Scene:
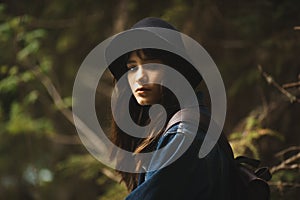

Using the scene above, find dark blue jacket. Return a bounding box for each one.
[125,117,233,200]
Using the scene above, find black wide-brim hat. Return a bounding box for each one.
[106,17,202,88]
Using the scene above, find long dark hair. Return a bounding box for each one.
[109,48,201,191]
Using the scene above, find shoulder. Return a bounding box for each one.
[158,121,206,149]
[148,121,209,173]
[162,106,210,143]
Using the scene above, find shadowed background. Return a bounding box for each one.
[0,0,299,199]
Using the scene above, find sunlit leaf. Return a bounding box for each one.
[39,56,52,73]
[20,71,34,82]
[9,66,18,75]
[0,75,19,92]
[17,40,40,61]
[23,29,46,43]
[63,96,72,108]
[24,90,39,104]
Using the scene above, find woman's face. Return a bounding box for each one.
[126,51,165,106]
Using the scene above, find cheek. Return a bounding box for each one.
[152,72,165,83]
[127,74,135,91]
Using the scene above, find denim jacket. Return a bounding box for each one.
[125,95,232,200]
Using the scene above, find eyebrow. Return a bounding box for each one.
[127,58,159,64]
[126,60,137,64]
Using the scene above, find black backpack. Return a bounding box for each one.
[166,109,272,200]
[218,133,272,200]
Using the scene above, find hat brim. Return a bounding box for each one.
[106,27,202,86]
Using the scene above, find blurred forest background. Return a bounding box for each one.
[0,0,299,199]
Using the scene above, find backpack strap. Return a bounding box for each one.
[166,108,234,157]
[165,108,207,132]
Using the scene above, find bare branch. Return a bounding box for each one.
[275,146,300,158]
[294,26,300,30]
[282,81,300,89]
[30,65,75,125]
[258,65,299,103]
[28,65,109,151]
[270,152,300,174]
[273,164,300,171]
[23,64,123,183]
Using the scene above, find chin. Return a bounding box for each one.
[136,97,153,106]
[137,100,151,106]
[136,97,162,105]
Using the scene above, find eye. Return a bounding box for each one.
[127,65,137,72]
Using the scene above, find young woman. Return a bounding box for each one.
[108,17,233,200]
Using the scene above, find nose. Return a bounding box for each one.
[136,66,148,84]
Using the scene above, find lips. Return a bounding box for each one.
[135,87,151,94]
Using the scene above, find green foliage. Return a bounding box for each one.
[229,115,284,159]
[57,154,101,179]
[16,28,47,62]
[0,67,35,93]
[0,72,19,92]
[272,170,299,183]
[57,154,128,199]
[62,96,72,108]
[270,169,300,200]
[99,183,128,200]
[5,102,53,136]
